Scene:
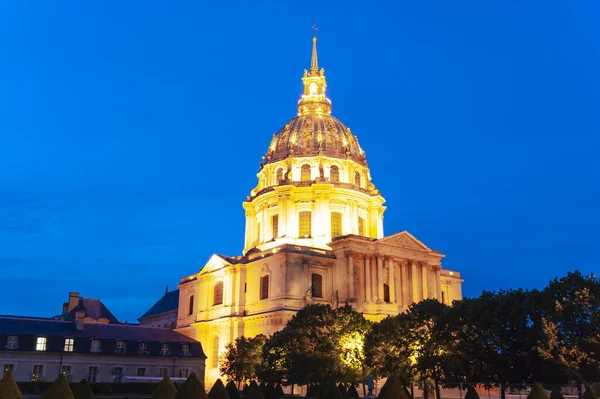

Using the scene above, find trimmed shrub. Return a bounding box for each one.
[151,375,178,399]
[306,384,319,398]
[175,373,208,399]
[464,386,480,399]
[549,387,564,399]
[275,384,285,398]
[528,383,549,399]
[248,381,266,399]
[583,386,598,399]
[264,383,279,399]
[209,379,230,399]
[226,381,240,399]
[242,384,250,397]
[347,385,359,399]
[74,379,95,399]
[338,383,349,399]
[42,373,75,399]
[377,376,408,399]
[0,369,23,399]
[592,385,600,398]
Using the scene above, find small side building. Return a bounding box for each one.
[138,287,179,328]
[0,292,205,383]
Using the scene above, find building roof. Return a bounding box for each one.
[0,315,205,358]
[139,289,179,320]
[55,296,120,324]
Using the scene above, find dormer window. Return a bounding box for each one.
[160,343,170,356]
[181,344,190,356]
[301,164,311,181]
[116,341,126,354]
[354,171,361,187]
[64,338,74,352]
[6,336,18,350]
[35,337,47,351]
[138,342,148,354]
[276,168,283,183]
[90,339,101,353]
[330,165,339,182]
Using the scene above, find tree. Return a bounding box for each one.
[41,373,75,399]
[151,375,177,399]
[220,335,267,386]
[0,369,23,399]
[175,373,208,399]
[74,378,95,399]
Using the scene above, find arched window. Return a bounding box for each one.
[213,282,223,306]
[358,217,365,237]
[272,214,279,240]
[299,211,312,238]
[331,212,342,238]
[276,168,283,183]
[301,164,311,181]
[354,171,361,187]
[260,275,269,300]
[311,274,323,298]
[212,336,219,368]
[188,295,194,315]
[383,284,390,303]
[330,165,339,182]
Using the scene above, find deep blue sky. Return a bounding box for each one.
[1,1,599,323]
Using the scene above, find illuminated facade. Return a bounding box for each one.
[175,33,463,385]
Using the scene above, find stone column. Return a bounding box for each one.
[421,263,429,300]
[401,260,409,306]
[411,261,419,303]
[436,268,442,301]
[279,194,289,237]
[376,256,384,303]
[347,252,355,300]
[387,257,395,303]
[364,255,371,303]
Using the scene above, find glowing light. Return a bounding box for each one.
[339,331,365,371]
[309,82,317,95]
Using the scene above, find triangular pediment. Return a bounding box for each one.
[378,231,431,251]
[199,254,230,275]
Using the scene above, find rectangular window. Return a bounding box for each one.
[137,368,146,377]
[3,364,14,375]
[331,212,342,238]
[6,336,18,350]
[358,217,365,237]
[88,367,97,382]
[116,341,126,354]
[138,342,148,354]
[114,367,123,383]
[91,339,101,353]
[160,367,168,377]
[160,343,170,356]
[299,211,312,238]
[311,273,323,298]
[383,283,390,303]
[260,275,269,300]
[188,295,194,316]
[61,366,71,379]
[33,365,43,381]
[64,338,74,352]
[181,344,190,356]
[272,214,279,239]
[441,291,446,304]
[36,337,47,351]
[179,368,189,378]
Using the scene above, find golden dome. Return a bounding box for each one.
[265,114,367,166]
[263,32,367,167]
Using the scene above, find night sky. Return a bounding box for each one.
[1,2,599,323]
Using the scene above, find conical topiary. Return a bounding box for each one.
[174,373,208,399]
[583,386,598,399]
[593,385,600,398]
[338,383,349,399]
[264,383,279,399]
[549,387,564,399]
[306,384,319,398]
[151,375,178,399]
[0,369,23,399]
[74,378,95,399]
[464,386,480,399]
[242,384,250,397]
[275,384,284,398]
[248,381,266,399]
[209,379,230,399]
[377,376,408,399]
[347,385,359,399]
[527,383,549,399]
[226,381,240,399]
[42,373,75,399]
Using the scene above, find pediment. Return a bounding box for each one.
[199,254,230,275]
[378,231,431,252]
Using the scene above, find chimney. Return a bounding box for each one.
[75,311,85,330]
[165,285,169,295]
[68,292,80,312]
[62,302,68,315]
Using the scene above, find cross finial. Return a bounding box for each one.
[312,24,318,36]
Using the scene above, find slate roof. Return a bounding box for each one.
[0,316,205,358]
[139,289,179,320]
[54,297,120,324]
